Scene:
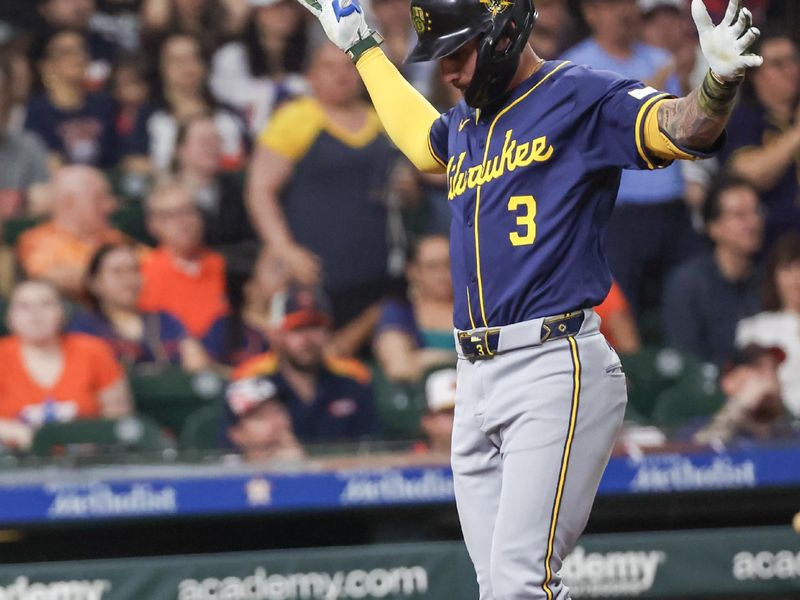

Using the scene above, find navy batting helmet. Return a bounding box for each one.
[407,0,538,111]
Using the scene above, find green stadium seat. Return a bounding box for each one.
[3,216,41,246]
[620,346,707,419]
[111,202,154,245]
[180,403,224,450]
[128,366,226,434]
[370,364,425,441]
[650,375,726,428]
[31,416,172,457]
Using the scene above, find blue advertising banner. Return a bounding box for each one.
[0,443,797,525]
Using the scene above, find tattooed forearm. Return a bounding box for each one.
[658,69,742,151]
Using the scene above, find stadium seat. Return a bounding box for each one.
[370,364,425,441]
[2,216,40,246]
[128,366,226,434]
[31,416,172,457]
[650,376,726,427]
[111,202,154,245]
[620,346,708,419]
[180,403,224,451]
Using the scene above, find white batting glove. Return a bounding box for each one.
[692,0,763,81]
[295,0,378,58]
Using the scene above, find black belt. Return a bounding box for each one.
[457,312,585,360]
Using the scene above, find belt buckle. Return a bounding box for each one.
[458,329,498,360]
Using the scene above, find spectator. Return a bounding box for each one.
[416,368,456,457]
[233,286,378,444]
[3,40,34,133]
[563,0,701,317]
[0,52,50,219]
[172,115,258,275]
[662,177,764,366]
[0,279,132,451]
[528,0,578,60]
[25,30,118,169]
[639,0,703,94]
[125,32,249,173]
[90,0,142,54]
[693,344,795,445]
[204,248,286,365]
[35,0,119,89]
[140,0,249,52]
[224,377,305,463]
[16,165,128,297]
[374,235,455,383]
[595,281,641,355]
[371,0,437,98]
[210,0,310,136]
[138,181,230,346]
[248,42,398,330]
[736,233,800,417]
[69,243,211,371]
[110,54,150,154]
[719,30,800,250]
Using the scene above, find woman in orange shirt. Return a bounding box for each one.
[0,280,132,451]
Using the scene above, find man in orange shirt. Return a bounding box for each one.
[138,182,229,341]
[16,165,127,297]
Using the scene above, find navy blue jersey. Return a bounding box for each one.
[429,61,685,330]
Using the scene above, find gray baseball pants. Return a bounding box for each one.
[452,310,627,600]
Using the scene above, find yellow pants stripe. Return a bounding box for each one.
[542,336,582,599]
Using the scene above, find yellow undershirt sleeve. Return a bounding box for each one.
[643,98,699,162]
[356,47,446,174]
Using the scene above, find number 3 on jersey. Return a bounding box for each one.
[507,195,537,246]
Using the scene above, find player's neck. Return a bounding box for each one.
[508,48,545,91]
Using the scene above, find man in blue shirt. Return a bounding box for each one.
[233,286,379,444]
[662,177,764,366]
[563,0,701,316]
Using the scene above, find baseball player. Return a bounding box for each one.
[292,0,761,597]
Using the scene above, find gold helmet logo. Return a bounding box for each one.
[480,0,512,17]
[411,6,431,34]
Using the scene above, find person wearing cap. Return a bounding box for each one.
[693,344,797,445]
[640,0,704,94]
[562,0,700,319]
[736,233,800,418]
[224,377,305,463]
[414,368,457,457]
[232,285,379,444]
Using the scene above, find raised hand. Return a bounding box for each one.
[294,0,377,58]
[691,0,763,81]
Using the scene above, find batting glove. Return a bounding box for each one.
[692,0,763,81]
[295,0,383,61]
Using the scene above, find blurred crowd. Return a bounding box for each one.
[0,0,799,463]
